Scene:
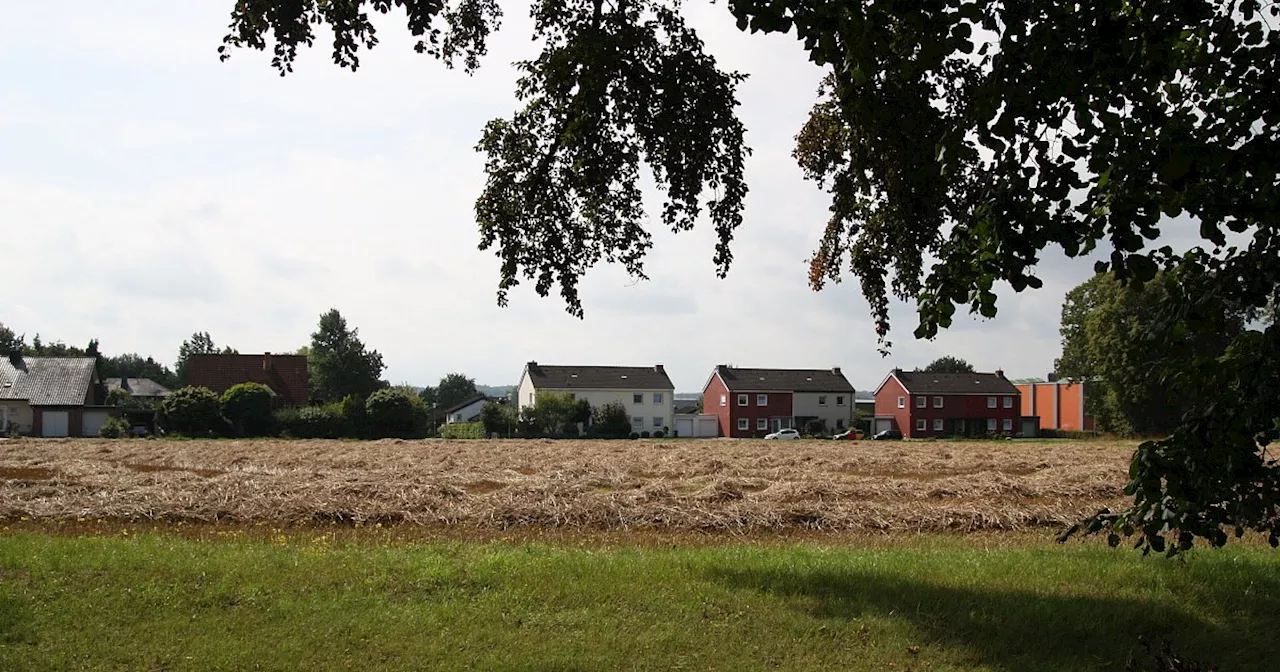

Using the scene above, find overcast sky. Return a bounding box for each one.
[2,2,1119,392]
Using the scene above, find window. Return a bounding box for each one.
[1003,396,1013,408]
[737,418,748,431]
[916,396,926,408]
[757,418,767,430]
[818,395,828,406]
[653,417,663,428]
[987,396,997,408]
[633,393,644,404]
[528,393,534,404]
[738,394,748,406]
[836,418,845,429]
[1002,418,1013,431]
[916,419,927,432]
[720,394,727,407]
[653,392,663,404]
[897,396,905,408]
[757,394,768,406]
[933,396,943,408]
[986,418,997,431]
[632,416,643,427]
[836,395,845,406]
[933,418,943,431]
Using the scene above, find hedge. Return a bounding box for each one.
[440,422,485,439]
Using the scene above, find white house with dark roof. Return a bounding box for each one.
[1,355,110,437]
[516,362,676,434]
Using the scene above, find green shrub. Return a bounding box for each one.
[221,383,274,437]
[276,404,346,439]
[160,386,223,436]
[440,422,485,439]
[629,432,640,440]
[640,431,650,439]
[480,401,516,437]
[365,388,427,438]
[1040,428,1103,440]
[804,419,827,437]
[590,402,631,439]
[98,416,129,439]
[652,430,665,438]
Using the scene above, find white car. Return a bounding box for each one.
[764,428,801,440]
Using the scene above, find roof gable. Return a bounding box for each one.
[892,370,1019,395]
[187,353,309,405]
[524,363,674,390]
[440,394,490,415]
[712,365,854,393]
[0,357,97,406]
[105,377,172,398]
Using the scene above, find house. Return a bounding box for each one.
[1,355,117,437]
[186,352,309,406]
[1016,376,1095,432]
[701,365,855,438]
[873,368,1021,438]
[104,377,172,404]
[441,395,495,424]
[517,362,675,434]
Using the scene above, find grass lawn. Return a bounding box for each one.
[1,529,1277,671]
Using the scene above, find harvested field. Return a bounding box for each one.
[0,438,1133,533]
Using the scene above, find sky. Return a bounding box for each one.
[1,2,1137,393]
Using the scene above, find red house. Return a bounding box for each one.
[873,368,1021,438]
[187,353,309,406]
[702,365,855,438]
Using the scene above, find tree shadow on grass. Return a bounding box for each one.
[707,560,1280,671]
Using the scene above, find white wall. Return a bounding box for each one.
[523,386,675,433]
[793,392,854,430]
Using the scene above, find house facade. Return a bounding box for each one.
[702,365,855,438]
[441,395,493,424]
[873,368,1021,438]
[187,353,309,406]
[516,362,675,434]
[1016,379,1095,432]
[1,356,115,437]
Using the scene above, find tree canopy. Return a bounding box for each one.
[435,373,480,411]
[308,309,387,403]
[922,356,974,374]
[220,1,1280,553]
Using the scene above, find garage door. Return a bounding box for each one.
[674,417,694,438]
[696,417,719,437]
[41,411,70,437]
[874,418,894,434]
[82,411,110,437]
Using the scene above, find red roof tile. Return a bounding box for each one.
[187,354,309,405]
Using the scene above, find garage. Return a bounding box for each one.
[873,416,896,434]
[41,411,70,437]
[83,410,110,437]
[673,414,720,438]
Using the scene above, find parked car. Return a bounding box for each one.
[870,429,903,440]
[764,428,801,440]
[832,429,865,440]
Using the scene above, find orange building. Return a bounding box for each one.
[1016,380,1095,432]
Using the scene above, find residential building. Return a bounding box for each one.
[701,365,855,438]
[1016,377,1095,431]
[104,377,172,404]
[873,368,1021,438]
[1,355,116,437]
[516,362,675,434]
[441,395,494,424]
[187,353,309,406]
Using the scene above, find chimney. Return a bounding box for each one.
[831,366,841,376]
[263,352,272,371]
[7,351,24,370]
[654,364,664,373]
[1047,371,1058,383]
[892,367,902,374]
[995,368,1005,378]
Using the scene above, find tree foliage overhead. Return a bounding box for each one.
[922,356,974,374]
[221,0,1280,552]
[308,309,387,403]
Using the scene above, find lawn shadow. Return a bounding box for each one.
[707,558,1280,671]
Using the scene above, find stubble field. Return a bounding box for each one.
[0,437,1131,534]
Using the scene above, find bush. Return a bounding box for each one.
[652,430,665,438]
[804,419,828,437]
[160,386,223,436]
[365,388,428,438]
[98,416,129,439]
[480,401,515,437]
[276,404,346,439]
[221,383,274,437]
[629,432,640,440]
[640,431,651,439]
[590,402,631,439]
[440,422,485,439]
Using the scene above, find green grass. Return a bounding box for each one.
[1,530,1277,671]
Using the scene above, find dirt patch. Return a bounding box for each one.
[0,438,1136,533]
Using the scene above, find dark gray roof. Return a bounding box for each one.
[440,394,489,415]
[713,365,855,393]
[0,357,96,406]
[524,363,674,390]
[892,370,1019,395]
[105,377,172,398]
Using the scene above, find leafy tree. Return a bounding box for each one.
[222,1,1280,552]
[24,335,88,357]
[98,416,130,439]
[308,309,386,403]
[590,401,632,439]
[436,373,479,411]
[521,392,582,437]
[0,322,24,355]
[365,388,427,438]
[160,386,223,435]
[101,354,180,391]
[479,401,516,437]
[922,356,974,374]
[221,382,275,437]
